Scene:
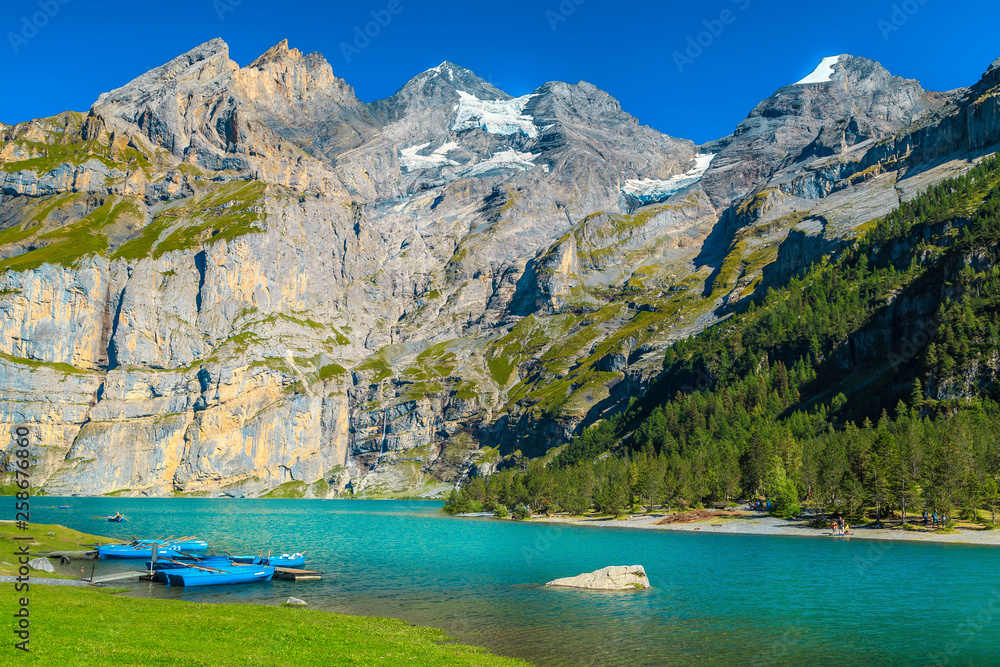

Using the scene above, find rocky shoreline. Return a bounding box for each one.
[529,510,1000,547]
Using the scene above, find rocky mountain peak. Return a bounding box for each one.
[981,56,1000,87]
[700,53,938,206]
[248,38,300,67]
[94,37,236,112]
[369,61,509,125]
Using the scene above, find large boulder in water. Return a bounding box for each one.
[545,565,650,591]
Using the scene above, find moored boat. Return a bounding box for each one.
[164,564,275,587]
[231,552,306,568]
[233,554,306,567]
[98,543,183,559]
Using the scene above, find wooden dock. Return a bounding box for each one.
[33,550,98,560]
[274,567,323,581]
[89,571,149,584]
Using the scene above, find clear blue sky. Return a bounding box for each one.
[1,0,997,143]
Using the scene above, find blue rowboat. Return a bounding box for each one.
[58,505,70,509]
[133,539,209,552]
[231,552,306,568]
[164,565,275,587]
[153,567,192,584]
[269,553,305,568]
[99,544,183,559]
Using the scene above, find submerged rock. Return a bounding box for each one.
[545,565,650,591]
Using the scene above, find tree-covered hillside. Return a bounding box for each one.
[446,156,1000,522]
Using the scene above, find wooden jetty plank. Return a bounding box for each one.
[89,571,149,584]
[33,550,98,559]
[274,567,323,581]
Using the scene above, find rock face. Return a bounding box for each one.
[0,41,998,498]
[545,565,650,591]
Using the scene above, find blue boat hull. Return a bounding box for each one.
[164,565,275,587]
[99,539,209,558]
[99,546,182,559]
[232,554,305,568]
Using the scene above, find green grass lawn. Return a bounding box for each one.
[0,521,123,578]
[0,586,528,666]
[0,523,528,665]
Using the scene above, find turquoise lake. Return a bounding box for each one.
[28,498,1000,665]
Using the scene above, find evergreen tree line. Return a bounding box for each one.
[446,156,1000,523]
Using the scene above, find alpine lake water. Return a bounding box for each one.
[30,498,1000,666]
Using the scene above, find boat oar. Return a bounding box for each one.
[162,558,226,574]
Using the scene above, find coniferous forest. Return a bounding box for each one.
[446,156,1000,523]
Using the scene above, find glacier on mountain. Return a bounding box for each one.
[462,149,543,177]
[451,91,539,138]
[621,154,715,204]
[399,142,460,171]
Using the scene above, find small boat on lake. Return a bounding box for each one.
[57,504,69,509]
[98,537,208,559]
[164,564,275,588]
[132,538,209,552]
[231,552,306,568]
[98,543,183,559]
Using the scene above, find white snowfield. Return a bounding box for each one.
[399,142,460,171]
[796,55,845,85]
[463,149,543,177]
[451,91,539,138]
[622,153,715,204]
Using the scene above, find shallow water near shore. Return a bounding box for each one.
[31,498,1000,666]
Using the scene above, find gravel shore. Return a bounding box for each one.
[0,575,94,587]
[530,510,1000,546]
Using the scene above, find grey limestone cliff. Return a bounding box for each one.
[0,42,997,498]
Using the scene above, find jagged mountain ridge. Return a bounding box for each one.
[0,40,997,498]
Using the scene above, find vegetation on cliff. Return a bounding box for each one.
[447,156,1000,523]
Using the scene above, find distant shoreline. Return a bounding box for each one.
[524,510,1000,547]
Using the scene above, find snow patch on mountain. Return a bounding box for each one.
[399,142,460,171]
[463,149,543,177]
[452,91,538,138]
[622,154,715,204]
[796,55,844,85]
